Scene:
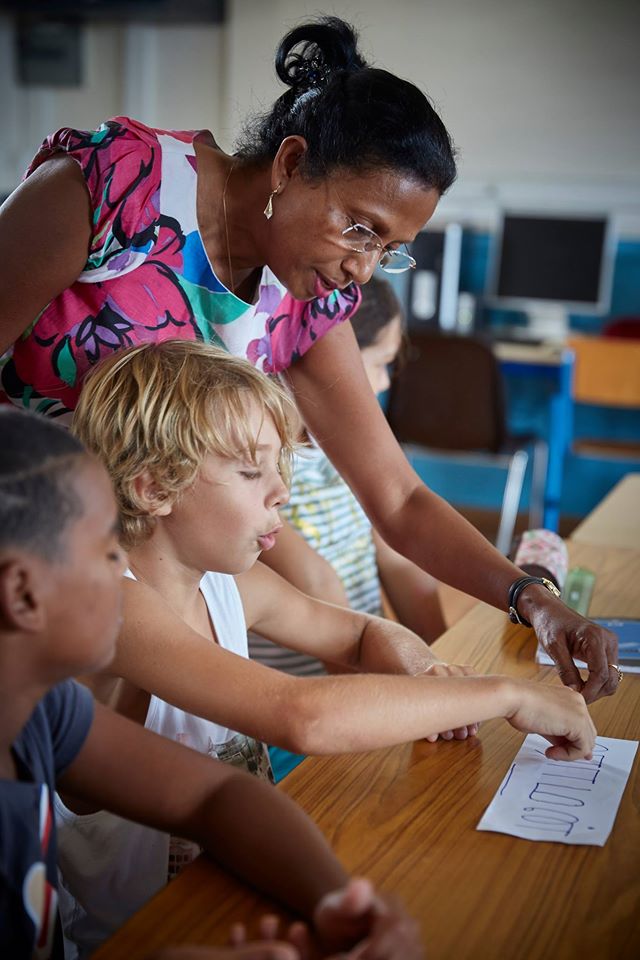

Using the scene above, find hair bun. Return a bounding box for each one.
[275,16,367,92]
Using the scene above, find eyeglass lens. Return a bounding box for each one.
[342,225,415,273]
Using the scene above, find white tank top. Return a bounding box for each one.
[56,571,272,959]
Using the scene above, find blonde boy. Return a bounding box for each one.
[63,340,594,953]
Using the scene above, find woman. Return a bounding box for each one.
[0,16,617,700]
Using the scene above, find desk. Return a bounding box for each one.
[570,473,640,550]
[94,540,640,960]
[494,341,575,532]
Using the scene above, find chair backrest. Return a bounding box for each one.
[603,316,640,339]
[567,335,640,408]
[387,332,507,453]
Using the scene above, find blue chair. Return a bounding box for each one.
[387,331,546,553]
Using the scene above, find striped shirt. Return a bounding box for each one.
[248,442,382,676]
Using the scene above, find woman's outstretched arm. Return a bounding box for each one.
[286,319,618,702]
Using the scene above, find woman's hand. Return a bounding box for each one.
[519,587,620,703]
[504,678,596,761]
[422,662,480,741]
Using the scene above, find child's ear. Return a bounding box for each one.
[132,471,174,517]
[0,557,47,633]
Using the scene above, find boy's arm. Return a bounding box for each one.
[108,578,594,757]
[107,578,440,754]
[257,519,349,607]
[372,530,448,643]
[58,705,425,957]
[237,561,439,675]
[57,701,346,920]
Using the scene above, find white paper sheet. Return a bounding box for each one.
[477,734,638,845]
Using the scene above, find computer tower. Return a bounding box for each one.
[407,223,462,332]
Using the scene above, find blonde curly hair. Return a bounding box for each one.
[72,341,300,548]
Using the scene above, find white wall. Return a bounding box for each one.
[0,17,223,196]
[224,0,640,231]
[120,24,223,133]
[0,20,123,192]
[2,1,639,230]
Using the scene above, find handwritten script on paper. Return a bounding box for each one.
[477,734,638,845]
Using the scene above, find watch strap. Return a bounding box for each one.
[508,575,561,627]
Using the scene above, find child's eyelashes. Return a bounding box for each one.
[240,470,262,480]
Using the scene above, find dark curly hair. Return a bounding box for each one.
[0,408,87,560]
[235,16,457,194]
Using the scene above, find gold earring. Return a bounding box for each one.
[264,185,280,220]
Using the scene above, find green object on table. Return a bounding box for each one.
[562,566,596,616]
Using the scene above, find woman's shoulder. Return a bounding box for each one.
[26,116,201,178]
[24,116,204,232]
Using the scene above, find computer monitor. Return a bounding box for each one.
[489,213,614,340]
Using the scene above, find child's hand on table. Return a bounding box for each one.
[149,944,298,959]
[505,678,596,760]
[222,877,424,959]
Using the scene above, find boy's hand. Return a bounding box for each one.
[228,880,423,959]
[422,662,480,741]
[505,679,596,760]
[149,945,299,959]
[313,877,423,958]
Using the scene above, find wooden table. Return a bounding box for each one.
[95,541,640,960]
[570,473,640,550]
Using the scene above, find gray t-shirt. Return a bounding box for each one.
[0,680,93,959]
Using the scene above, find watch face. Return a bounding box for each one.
[541,577,561,598]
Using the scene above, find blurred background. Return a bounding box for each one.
[1,0,639,539]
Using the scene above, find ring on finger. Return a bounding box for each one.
[608,663,623,684]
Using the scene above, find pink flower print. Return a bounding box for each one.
[257,282,283,316]
[100,261,196,335]
[247,329,273,369]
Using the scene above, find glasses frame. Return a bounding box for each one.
[340,221,417,274]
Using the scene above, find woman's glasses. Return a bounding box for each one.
[341,221,417,274]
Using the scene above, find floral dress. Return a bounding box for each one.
[1,116,361,418]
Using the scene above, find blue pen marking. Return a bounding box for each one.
[500,763,517,796]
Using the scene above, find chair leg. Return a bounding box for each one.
[496,449,529,554]
[527,440,548,529]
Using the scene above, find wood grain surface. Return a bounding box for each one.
[94,541,640,960]
[570,474,640,551]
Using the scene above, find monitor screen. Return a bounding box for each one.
[493,214,610,311]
